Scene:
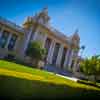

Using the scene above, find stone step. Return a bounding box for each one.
[44,65,73,77]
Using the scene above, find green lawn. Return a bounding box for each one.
[0,60,100,99]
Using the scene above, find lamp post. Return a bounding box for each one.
[80,45,85,57]
[76,45,85,72]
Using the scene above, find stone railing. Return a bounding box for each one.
[48,25,67,38]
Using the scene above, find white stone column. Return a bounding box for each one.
[68,49,74,71]
[56,45,63,67]
[63,48,70,69]
[73,50,79,72]
[32,30,47,48]
[32,29,39,41]
[46,40,55,64]
[73,56,78,72]
[42,34,47,48]
[14,36,20,51]
[23,27,33,53]
[5,33,12,49]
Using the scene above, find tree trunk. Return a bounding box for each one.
[34,59,39,68]
[31,58,38,68]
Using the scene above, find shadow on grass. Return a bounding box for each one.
[0,75,100,100]
[78,79,100,88]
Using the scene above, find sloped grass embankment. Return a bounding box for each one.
[0,60,100,99]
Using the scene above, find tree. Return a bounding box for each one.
[80,55,100,82]
[80,58,91,77]
[26,41,46,67]
[91,55,100,81]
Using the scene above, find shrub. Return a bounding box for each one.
[26,41,46,67]
[80,55,100,82]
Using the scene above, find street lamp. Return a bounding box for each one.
[76,45,85,72]
[80,45,85,57]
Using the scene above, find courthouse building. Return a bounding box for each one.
[0,8,80,72]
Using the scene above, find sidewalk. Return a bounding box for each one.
[56,74,79,82]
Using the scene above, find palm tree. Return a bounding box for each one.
[80,55,100,82]
[91,55,100,82]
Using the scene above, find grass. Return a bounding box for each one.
[0,60,100,99]
[77,79,100,88]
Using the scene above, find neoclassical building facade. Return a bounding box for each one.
[0,8,80,72]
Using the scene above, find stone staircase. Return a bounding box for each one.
[44,64,73,77]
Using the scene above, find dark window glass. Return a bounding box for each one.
[44,38,51,62]
[61,48,67,68]
[8,34,17,50]
[0,31,9,48]
[52,43,60,64]
[71,59,74,69]
[45,38,51,54]
[0,27,1,32]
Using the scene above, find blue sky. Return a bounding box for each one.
[0,0,100,57]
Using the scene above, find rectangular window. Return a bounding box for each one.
[61,48,67,68]
[8,34,18,50]
[0,31,9,48]
[0,27,1,32]
[52,43,60,64]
